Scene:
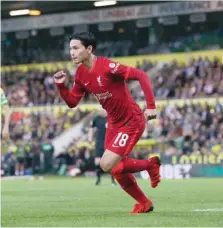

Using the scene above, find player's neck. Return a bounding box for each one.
[82,54,96,70]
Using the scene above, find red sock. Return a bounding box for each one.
[111,157,153,175]
[113,173,149,204]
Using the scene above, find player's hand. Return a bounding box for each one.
[2,126,10,140]
[144,109,157,121]
[54,70,67,83]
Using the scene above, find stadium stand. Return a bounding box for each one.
[1,55,223,106]
[2,99,223,176]
[1,1,223,177]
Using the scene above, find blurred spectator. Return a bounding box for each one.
[41,137,54,173]
[165,141,179,156]
[15,140,26,176]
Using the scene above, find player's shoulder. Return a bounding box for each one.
[97,56,115,66]
[97,56,120,73]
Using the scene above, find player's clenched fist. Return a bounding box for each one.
[54,70,67,83]
[144,109,157,120]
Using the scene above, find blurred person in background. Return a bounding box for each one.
[79,148,95,174]
[15,140,26,176]
[30,141,44,180]
[40,137,54,173]
[1,87,11,139]
[88,109,116,186]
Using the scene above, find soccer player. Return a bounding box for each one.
[1,88,11,139]
[54,32,161,214]
[88,108,116,186]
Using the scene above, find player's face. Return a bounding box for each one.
[70,39,91,64]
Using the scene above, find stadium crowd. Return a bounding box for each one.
[134,56,223,100]
[145,102,223,156]
[1,108,88,176]
[2,57,223,107]
[2,100,223,176]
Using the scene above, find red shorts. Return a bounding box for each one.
[105,114,146,157]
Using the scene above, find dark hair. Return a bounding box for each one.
[70,32,97,52]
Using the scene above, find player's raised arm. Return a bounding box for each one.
[106,59,156,120]
[54,70,85,108]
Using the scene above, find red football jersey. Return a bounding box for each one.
[56,56,155,128]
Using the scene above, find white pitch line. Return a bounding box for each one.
[193,208,223,212]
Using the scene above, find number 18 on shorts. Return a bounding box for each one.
[105,124,145,156]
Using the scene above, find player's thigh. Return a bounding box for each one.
[106,121,145,157]
[105,128,116,149]
[100,129,122,172]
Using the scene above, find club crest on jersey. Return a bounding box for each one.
[97,76,103,87]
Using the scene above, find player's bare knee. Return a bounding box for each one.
[100,150,122,172]
[99,159,113,172]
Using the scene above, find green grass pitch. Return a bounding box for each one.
[1,177,223,227]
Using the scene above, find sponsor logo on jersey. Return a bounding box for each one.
[112,144,119,148]
[93,91,112,101]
